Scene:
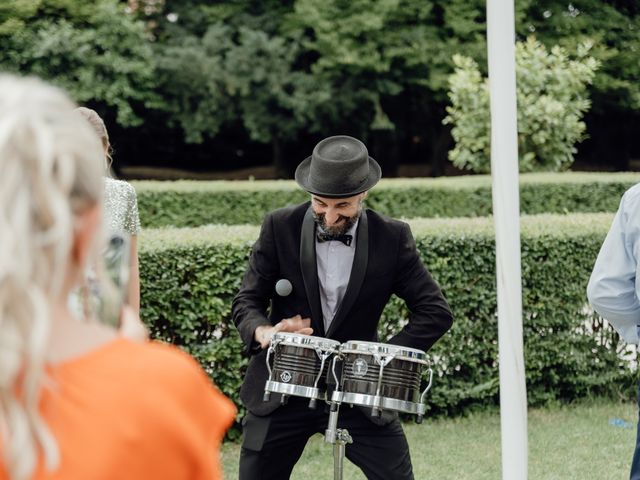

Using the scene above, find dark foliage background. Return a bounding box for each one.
[2,0,639,176]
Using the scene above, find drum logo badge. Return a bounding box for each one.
[280,371,292,383]
[352,358,368,377]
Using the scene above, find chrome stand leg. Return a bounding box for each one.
[332,428,353,480]
[325,401,353,480]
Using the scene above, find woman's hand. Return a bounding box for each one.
[119,305,149,342]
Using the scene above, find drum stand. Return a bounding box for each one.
[324,355,353,480]
[263,335,434,480]
[324,400,352,480]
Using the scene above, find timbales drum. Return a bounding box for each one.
[330,340,433,422]
[263,332,341,408]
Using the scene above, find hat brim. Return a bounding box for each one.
[294,156,382,198]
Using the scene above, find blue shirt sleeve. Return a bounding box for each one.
[587,185,640,344]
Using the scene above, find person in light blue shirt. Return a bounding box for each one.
[587,183,640,479]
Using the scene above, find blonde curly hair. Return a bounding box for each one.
[75,106,113,170]
[0,75,104,480]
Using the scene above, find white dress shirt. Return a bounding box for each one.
[587,183,640,344]
[316,220,359,331]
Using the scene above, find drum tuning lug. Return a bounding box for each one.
[263,391,271,402]
[416,414,423,424]
[371,407,381,418]
[308,398,317,410]
[280,394,288,406]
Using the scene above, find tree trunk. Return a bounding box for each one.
[272,136,287,179]
[371,129,398,177]
[431,125,453,177]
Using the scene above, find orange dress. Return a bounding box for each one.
[0,338,236,480]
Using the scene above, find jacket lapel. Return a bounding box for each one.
[299,206,325,337]
[326,210,369,338]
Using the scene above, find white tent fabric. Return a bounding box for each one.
[486,0,528,478]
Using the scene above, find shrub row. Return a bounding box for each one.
[132,172,640,227]
[138,212,633,432]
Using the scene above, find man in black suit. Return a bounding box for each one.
[232,135,453,480]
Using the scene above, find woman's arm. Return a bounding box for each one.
[128,235,140,314]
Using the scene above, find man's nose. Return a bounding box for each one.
[325,209,340,225]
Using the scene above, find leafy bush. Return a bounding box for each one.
[444,37,599,173]
[139,213,634,432]
[132,172,640,227]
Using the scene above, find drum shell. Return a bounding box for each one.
[265,333,340,401]
[271,344,333,392]
[340,353,423,404]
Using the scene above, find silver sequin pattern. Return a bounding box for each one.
[104,177,141,235]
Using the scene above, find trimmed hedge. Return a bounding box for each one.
[139,212,634,431]
[132,172,640,227]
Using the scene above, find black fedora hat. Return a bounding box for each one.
[295,135,382,198]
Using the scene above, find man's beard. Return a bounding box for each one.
[313,201,363,236]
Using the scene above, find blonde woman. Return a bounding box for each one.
[0,75,235,480]
[75,106,140,313]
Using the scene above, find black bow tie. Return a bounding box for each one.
[316,232,353,246]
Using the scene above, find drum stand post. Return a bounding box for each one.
[332,428,352,480]
[324,355,353,480]
[324,402,352,480]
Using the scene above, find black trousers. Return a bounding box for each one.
[631,380,640,480]
[239,397,414,480]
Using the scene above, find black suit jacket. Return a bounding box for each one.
[232,202,453,416]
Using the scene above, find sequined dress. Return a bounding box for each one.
[69,178,140,319]
[104,177,140,236]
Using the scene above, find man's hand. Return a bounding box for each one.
[254,314,313,349]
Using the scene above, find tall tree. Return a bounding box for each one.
[284,0,443,163]
[521,0,640,168]
[155,21,338,176]
[0,0,157,127]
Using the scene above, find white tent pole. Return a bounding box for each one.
[486,0,528,479]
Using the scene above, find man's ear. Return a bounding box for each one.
[361,191,369,200]
[71,204,101,268]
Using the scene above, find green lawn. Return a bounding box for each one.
[221,399,638,479]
